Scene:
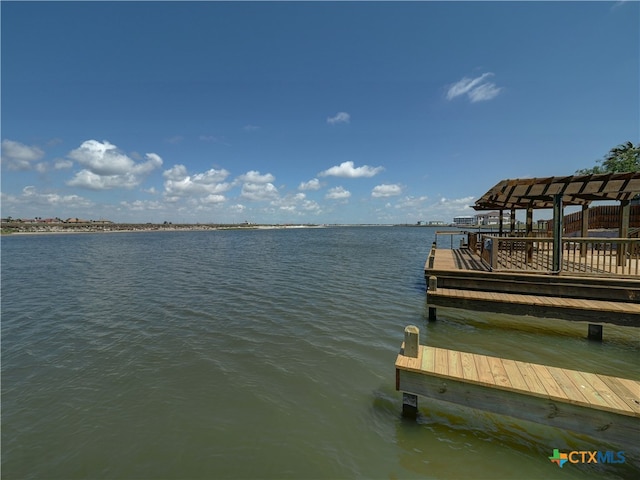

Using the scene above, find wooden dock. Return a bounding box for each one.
[426,245,640,333]
[396,326,640,449]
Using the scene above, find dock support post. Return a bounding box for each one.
[580,205,589,257]
[588,324,603,342]
[618,200,630,267]
[402,325,420,418]
[427,276,437,321]
[552,194,563,273]
[526,207,534,263]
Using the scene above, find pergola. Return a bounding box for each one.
[473,172,640,272]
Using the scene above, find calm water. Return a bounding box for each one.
[2,227,638,479]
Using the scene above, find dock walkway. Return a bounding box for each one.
[426,248,640,330]
[395,326,640,449]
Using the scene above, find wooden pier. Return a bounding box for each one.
[426,246,640,330]
[430,174,640,336]
[396,326,640,449]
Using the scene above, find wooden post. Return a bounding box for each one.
[402,325,420,417]
[428,276,437,321]
[552,195,563,273]
[526,207,534,263]
[490,238,498,270]
[588,324,603,342]
[510,208,516,234]
[580,205,589,257]
[618,200,630,267]
[498,210,504,237]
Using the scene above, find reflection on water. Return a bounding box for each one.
[2,227,638,479]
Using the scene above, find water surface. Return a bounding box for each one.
[2,227,638,479]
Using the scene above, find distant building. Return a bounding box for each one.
[453,216,475,226]
[475,211,511,226]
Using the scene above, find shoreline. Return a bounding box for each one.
[1,222,445,236]
[0,223,334,236]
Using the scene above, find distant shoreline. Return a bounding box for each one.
[1,223,320,235]
[1,222,448,236]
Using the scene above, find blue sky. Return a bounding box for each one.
[2,1,638,224]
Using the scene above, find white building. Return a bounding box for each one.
[453,216,475,226]
[475,211,511,226]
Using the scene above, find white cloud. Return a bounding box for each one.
[69,140,135,175]
[446,73,502,103]
[163,164,188,181]
[67,170,138,190]
[54,159,73,170]
[243,125,260,132]
[467,82,502,103]
[66,140,163,190]
[372,184,403,198]
[202,194,226,204]
[298,178,322,191]
[327,112,350,125]
[395,195,429,209]
[241,182,279,201]
[237,170,275,184]
[163,164,231,197]
[438,195,475,206]
[120,199,165,211]
[325,186,351,200]
[21,185,93,207]
[272,192,322,215]
[319,161,383,178]
[1,139,45,170]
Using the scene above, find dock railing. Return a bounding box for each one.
[478,235,640,276]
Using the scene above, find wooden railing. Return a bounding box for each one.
[557,205,640,235]
[479,235,640,276]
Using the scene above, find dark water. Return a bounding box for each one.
[2,227,638,479]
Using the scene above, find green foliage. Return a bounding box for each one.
[576,141,639,174]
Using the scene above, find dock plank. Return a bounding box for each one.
[597,375,640,415]
[473,353,495,386]
[447,349,463,378]
[421,346,435,372]
[434,347,449,376]
[501,358,528,391]
[564,369,611,410]
[582,372,637,415]
[534,365,568,401]
[543,365,591,406]
[460,351,479,382]
[514,361,549,397]
[486,355,511,389]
